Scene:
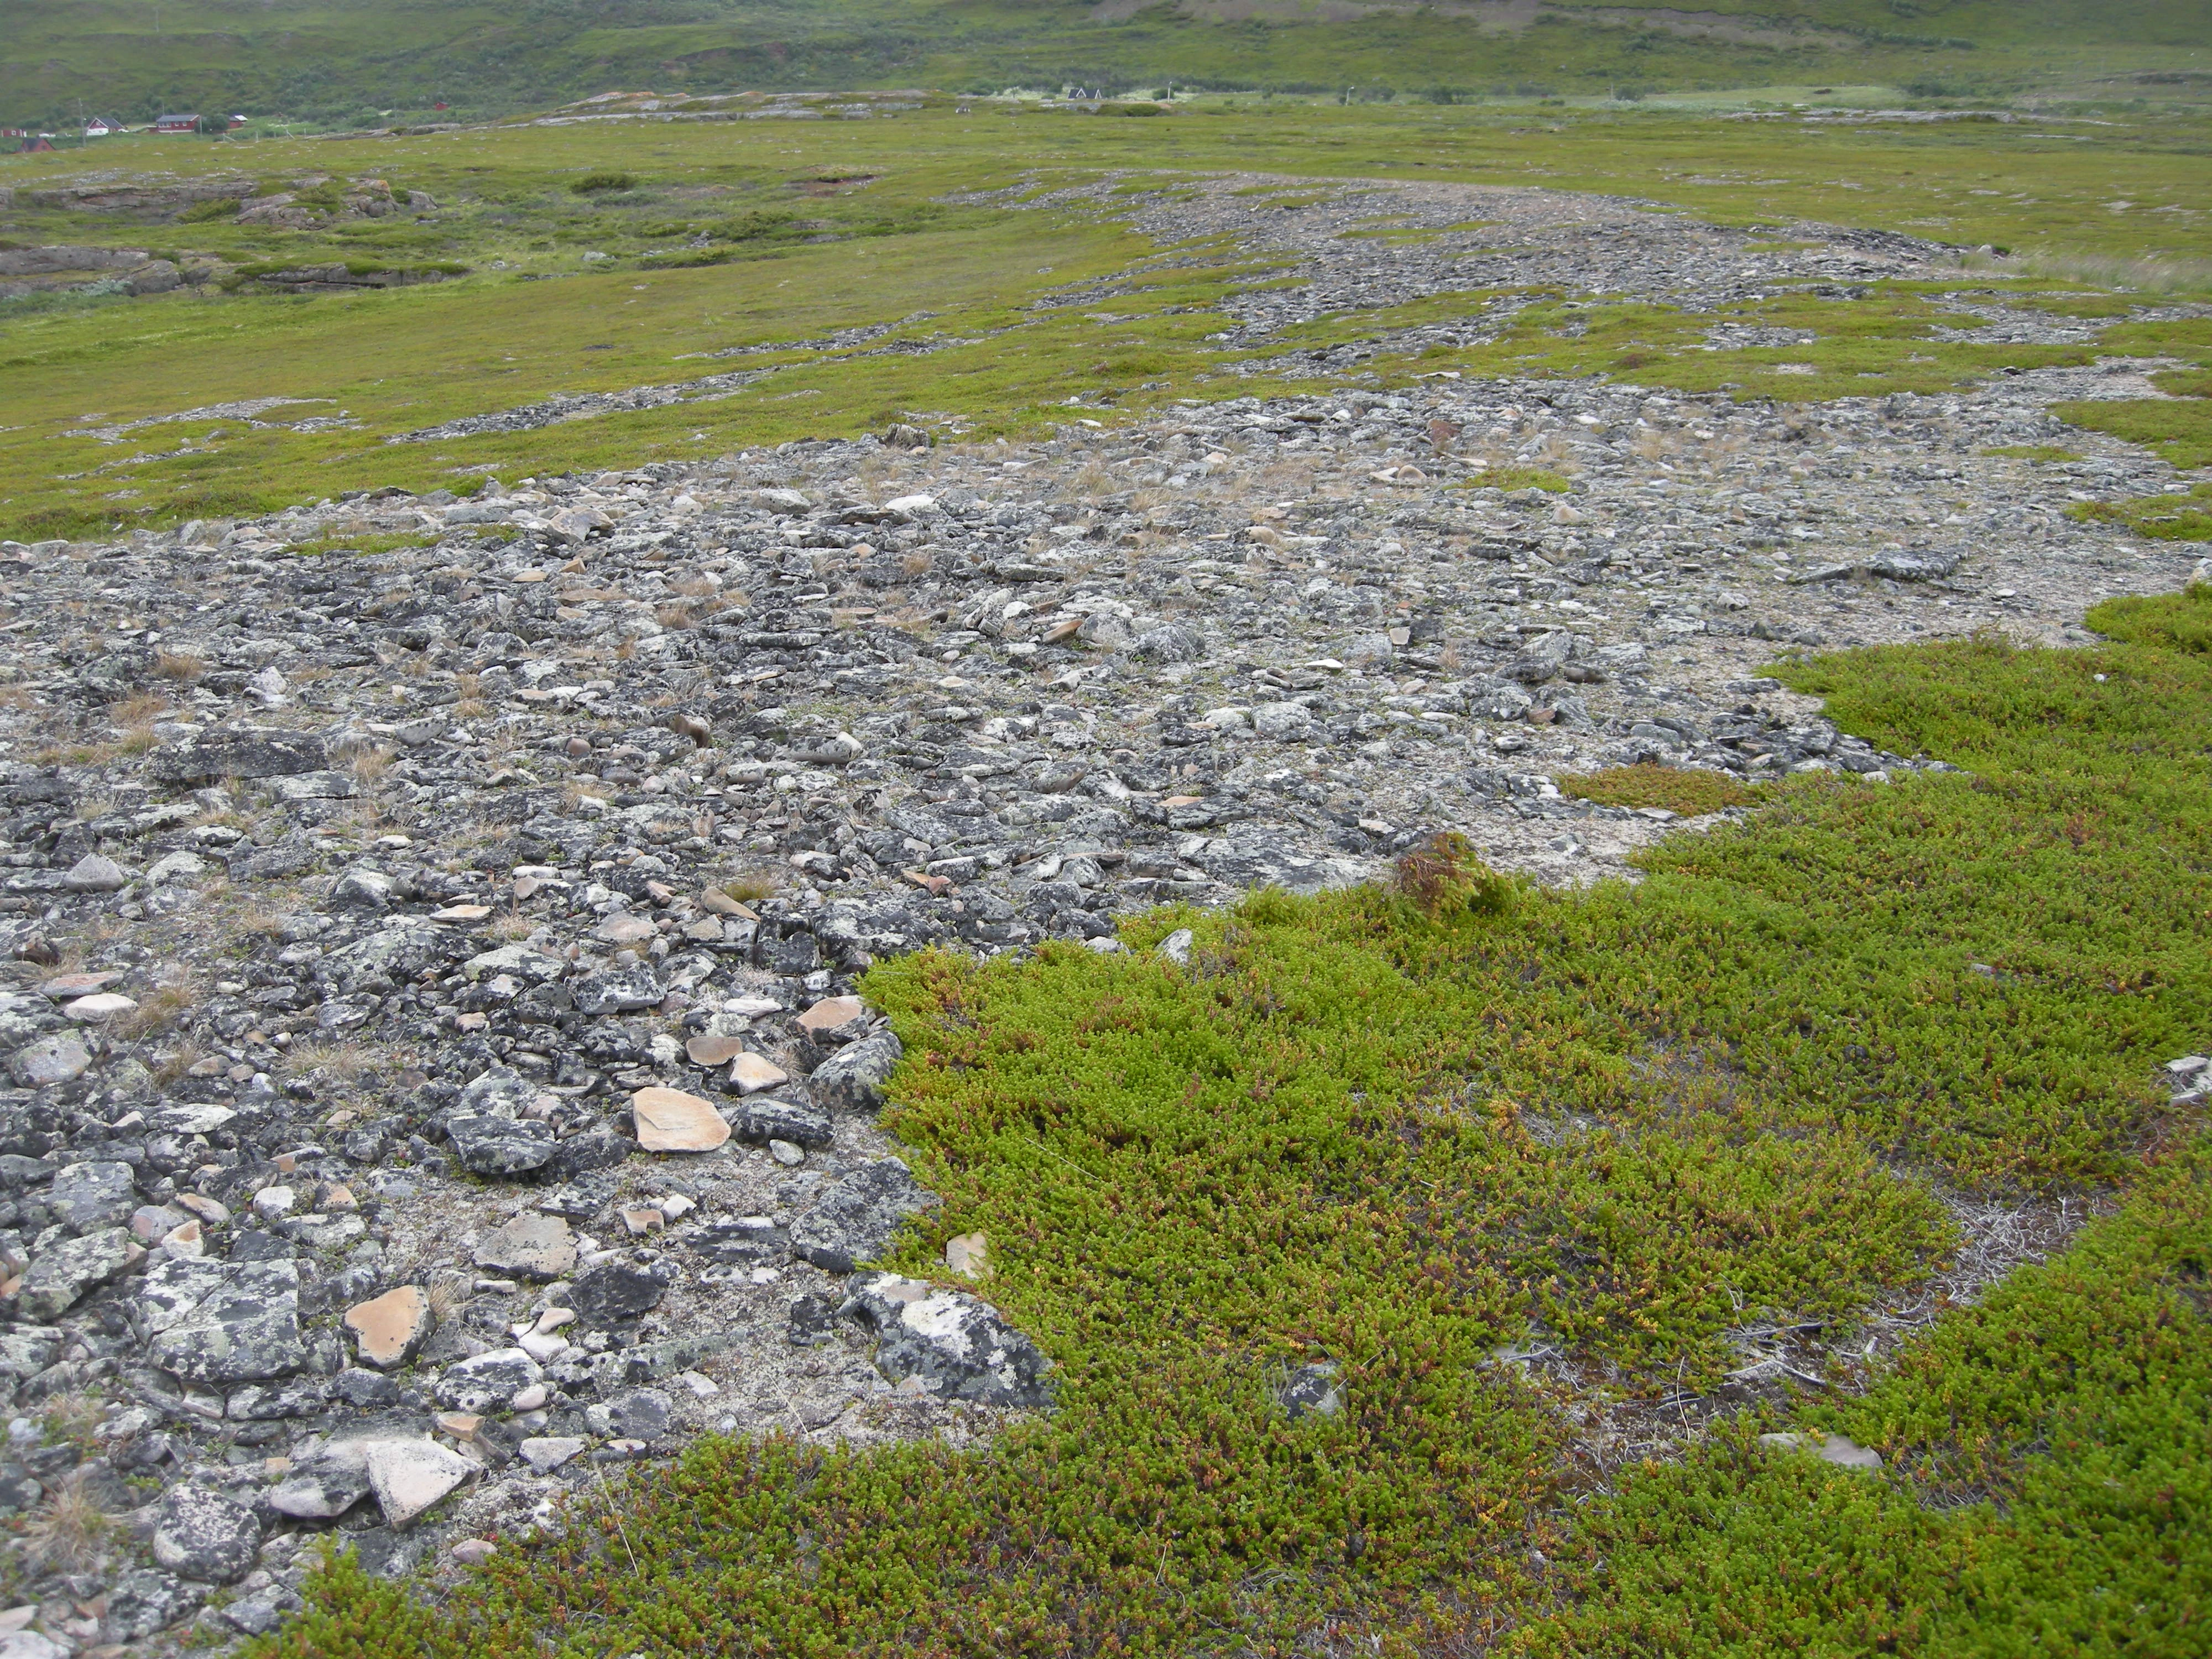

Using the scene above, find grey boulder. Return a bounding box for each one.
[48,1160,138,1232]
[807,1030,904,1113]
[103,1568,204,1642]
[571,964,663,1015]
[150,1482,262,1584]
[843,1273,1053,1408]
[445,1113,556,1176]
[139,1256,309,1384]
[150,727,327,784]
[790,1158,940,1274]
[724,1094,832,1148]
[18,1227,139,1320]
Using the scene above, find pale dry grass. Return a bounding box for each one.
[1966,247,2212,298]
[425,1270,472,1325]
[118,980,199,1041]
[350,745,397,784]
[282,1039,374,1081]
[110,691,171,729]
[154,649,206,681]
[22,1475,114,1575]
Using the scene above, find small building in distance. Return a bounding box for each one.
[154,113,199,134]
[84,116,126,137]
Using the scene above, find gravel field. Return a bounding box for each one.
[0,175,2201,1652]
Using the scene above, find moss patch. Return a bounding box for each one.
[1558,763,1761,815]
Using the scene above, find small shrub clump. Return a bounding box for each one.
[1393,830,1517,919]
[569,170,637,195]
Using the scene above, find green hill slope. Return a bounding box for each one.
[2,0,2203,128]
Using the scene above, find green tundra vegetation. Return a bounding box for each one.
[2,0,2207,130]
[242,586,2212,1655]
[2,97,2210,543]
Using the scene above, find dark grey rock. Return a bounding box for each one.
[139,1256,309,1384]
[806,1030,903,1113]
[724,1094,832,1147]
[571,964,664,1015]
[609,1387,671,1440]
[843,1272,1053,1408]
[434,1346,544,1411]
[790,1158,940,1274]
[150,1481,262,1584]
[48,1160,137,1232]
[331,1366,404,1408]
[786,1293,838,1347]
[446,1112,557,1176]
[1280,1361,1343,1421]
[570,1260,670,1325]
[267,1453,374,1519]
[104,1567,205,1642]
[18,1225,138,1320]
[690,1215,784,1265]
[150,727,328,784]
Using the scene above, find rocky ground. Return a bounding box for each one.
[0,173,2205,1656]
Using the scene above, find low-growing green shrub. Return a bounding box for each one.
[2088,579,2212,653]
[570,170,637,195]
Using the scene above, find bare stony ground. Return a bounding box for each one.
[0,175,2204,1653]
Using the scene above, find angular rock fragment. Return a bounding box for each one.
[790,1158,940,1273]
[472,1213,576,1279]
[365,1438,478,1527]
[150,1483,262,1584]
[450,1111,558,1175]
[630,1086,730,1152]
[725,1094,832,1148]
[842,1273,1053,1408]
[139,1256,308,1383]
[807,1030,904,1113]
[569,1260,671,1325]
[19,1227,140,1320]
[343,1285,431,1369]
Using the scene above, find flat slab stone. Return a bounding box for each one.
[517,1436,585,1473]
[685,1032,747,1067]
[630,1086,730,1152]
[139,1256,308,1384]
[365,1438,478,1528]
[18,1227,140,1320]
[726,1095,832,1149]
[727,1052,789,1095]
[796,995,868,1040]
[343,1286,431,1370]
[9,1033,91,1088]
[472,1213,576,1280]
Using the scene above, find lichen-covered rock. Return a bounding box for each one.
[790,1158,940,1274]
[843,1274,1053,1408]
[138,1256,309,1383]
[807,1030,904,1113]
[150,1482,262,1584]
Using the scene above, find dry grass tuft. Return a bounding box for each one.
[119,980,199,1041]
[154,650,206,682]
[281,1039,374,1081]
[350,745,397,784]
[22,1474,115,1575]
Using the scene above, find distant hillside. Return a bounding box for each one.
[1,0,2202,128]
